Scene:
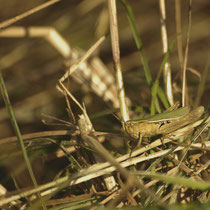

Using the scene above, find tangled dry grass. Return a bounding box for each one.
[0,0,209,209]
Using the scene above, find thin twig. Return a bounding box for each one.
[58,81,84,112]
[59,36,105,82]
[0,0,61,30]
[78,114,118,191]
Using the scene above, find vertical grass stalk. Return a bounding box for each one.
[0,72,46,209]
[159,0,174,106]
[120,0,169,111]
[175,0,184,69]
[108,0,129,122]
[194,55,210,107]
[182,0,192,107]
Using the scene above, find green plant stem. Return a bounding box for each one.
[0,72,46,209]
[120,0,169,111]
[194,55,210,108]
[151,38,176,115]
[135,171,210,190]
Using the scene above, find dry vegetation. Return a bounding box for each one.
[0,0,209,209]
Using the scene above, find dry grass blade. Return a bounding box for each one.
[59,36,105,82]
[0,0,61,29]
[159,0,174,105]
[60,58,119,192]
[0,26,71,58]
[0,0,209,209]
[0,139,209,206]
[78,115,163,207]
[177,119,210,169]
[57,81,84,112]
[108,0,129,122]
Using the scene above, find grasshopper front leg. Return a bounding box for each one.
[137,133,143,147]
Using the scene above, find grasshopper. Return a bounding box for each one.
[123,105,204,145]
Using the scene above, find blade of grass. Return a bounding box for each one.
[0,72,46,209]
[135,171,210,190]
[120,0,151,85]
[119,0,169,111]
[151,38,176,115]
[182,0,192,107]
[0,0,61,29]
[78,115,164,207]
[46,138,82,171]
[159,0,174,106]
[175,0,184,69]
[108,0,129,122]
[194,55,210,108]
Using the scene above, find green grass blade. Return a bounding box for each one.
[135,171,210,190]
[0,72,46,209]
[46,138,82,171]
[194,54,210,107]
[120,0,169,111]
[120,0,151,85]
[151,37,176,115]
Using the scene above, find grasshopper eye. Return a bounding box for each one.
[130,123,135,127]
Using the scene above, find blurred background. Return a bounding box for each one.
[0,0,209,139]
